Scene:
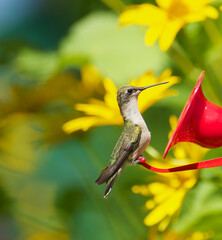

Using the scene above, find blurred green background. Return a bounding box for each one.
[1,0,222,239]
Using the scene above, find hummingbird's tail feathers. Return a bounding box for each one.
[104,172,118,198]
[95,149,132,185]
[95,163,122,185]
[95,163,120,185]
[95,166,109,185]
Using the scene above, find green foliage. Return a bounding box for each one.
[14,49,59,82]
[14,12,170,86]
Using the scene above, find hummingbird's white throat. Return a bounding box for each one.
[121,96,145,125]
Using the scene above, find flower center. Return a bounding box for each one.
[167,0,189,19]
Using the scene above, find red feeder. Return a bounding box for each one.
[164,71,222,158]
[138,72,222,174]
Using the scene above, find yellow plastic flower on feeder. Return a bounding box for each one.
[119,0,219,51]
[63,69,179,133]
[132,116,208,231]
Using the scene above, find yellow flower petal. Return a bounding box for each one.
[62,116,101,133]
[82,65,101,89]
[103,78,119,109]
[28,232,69,240]
[63,115,122,133]
[167,189,185,215]
[145,24,165,46]
[156,0,173,9]
[119,4,166,26]
[147,182,170,195]
[185,5,218,23]
[75,103,118,119]
[132,185,150,195]
[159,20,183,51]
[169,115,178,131]
[144,188,185,226]
[129,71,155,86]
[153,188,174,204]
[158,216,171,232]
[189,0,215,6]
[88,98,109,106]
[203,5,219,19]
[184,177,197,189]
[173,144,187,160]
[144,202,168,226]
[145,200,156,209]
[185,13,206,23]
[159,68,172,79]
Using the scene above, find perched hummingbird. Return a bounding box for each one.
[95,82,169,198]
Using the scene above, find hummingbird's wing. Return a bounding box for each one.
[95,122,141,185]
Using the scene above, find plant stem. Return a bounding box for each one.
[202,20,222,87]
[101,0,125,13]
[176,29,222,105]
[202,20,222,47]
[168,43,195,75]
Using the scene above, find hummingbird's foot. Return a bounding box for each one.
[131,159,140,165]
[132,156,146,165]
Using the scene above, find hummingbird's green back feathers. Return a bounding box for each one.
[95,120,141,185]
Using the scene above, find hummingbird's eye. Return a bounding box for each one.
[127,89,133,94]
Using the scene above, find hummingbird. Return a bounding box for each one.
[95,82,169,198]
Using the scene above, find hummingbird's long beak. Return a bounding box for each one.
[141,81,169,91]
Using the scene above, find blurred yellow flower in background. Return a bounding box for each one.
[160,229,212,240]
[119,0,218,51]
[63,69,179,133]
[69,64,104,100]
[27,231,69,240]
[148,227,212,240]
[78,64,104,97]
[132,116,208,231]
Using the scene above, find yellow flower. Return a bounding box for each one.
[148,227,213,240]
[71,64,104,100]
[80,64,103,96]
[27,231,69,240]
[161,229,213,240]
[132,116,208,231]
[63,69,179,133]
[119,0,218,51]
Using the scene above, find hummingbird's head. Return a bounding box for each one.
[117,82,169,120]
[117,86,144,105]
[117,82,169,106]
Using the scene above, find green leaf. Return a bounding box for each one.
[174,181,222,236]
[14,48,59,83]
[60,11,170,86]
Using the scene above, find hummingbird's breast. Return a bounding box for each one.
[121,98,151,161]
[132,122,151,161]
